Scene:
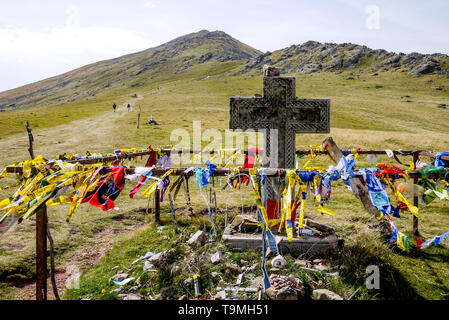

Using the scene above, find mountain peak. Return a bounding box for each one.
[0,30,262,110]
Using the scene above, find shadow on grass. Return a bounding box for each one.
[328,242,424,300]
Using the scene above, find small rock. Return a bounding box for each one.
[110,287,124,294]
[129,285,140,292]
[143,260,155,272]
[118,293,142,300]
[110,272,128,282]
[211,272,220,278]
[314,265,329,272]
[313,259,324,264]
[178,295,188,300]
[214,290,227,300]
[265,285,300,300]
[225,263,241,277]
[270,268,280,274]
[263,65,280,77]
[211,251,223,264]
[160,285,176,299]
[294,259,313,268]
[266,274,305,300]
[313,289,343,300]
[250,276,264,289]
[436,86,443,91]
[198,252,212,263]
[148,251,167,267]
[187,230,208,247]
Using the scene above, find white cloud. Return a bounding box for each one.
[0,26,157,57]
[0,26,158,91]
[144,1,155,8]
[65,5,81,28]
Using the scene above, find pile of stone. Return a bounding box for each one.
[265,274,305,300]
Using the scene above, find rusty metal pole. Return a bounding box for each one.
[36,206,48,300]
[154,189,161,225]
[413,153,420,235]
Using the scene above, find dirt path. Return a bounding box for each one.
[0,95,144,166]
[13,221,147,300]
[1,95,146,299]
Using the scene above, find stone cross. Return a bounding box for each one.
[230,71,330,199]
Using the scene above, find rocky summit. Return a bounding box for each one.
[238,40,449,77]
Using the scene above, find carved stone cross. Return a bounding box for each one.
[230,72,330,200]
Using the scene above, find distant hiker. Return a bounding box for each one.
[127,103,131,112]
[113,103,116,112]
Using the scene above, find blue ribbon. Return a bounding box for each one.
[390,225,398,243]
[435,152,449,168]
[258,173,279,291]
[297,171,318,182]
[361,168,398,217]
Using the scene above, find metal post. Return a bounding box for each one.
[154,189,161,225]
[36,206,48,300]
[412,153,419,235]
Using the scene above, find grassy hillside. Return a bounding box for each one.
[0,30,261,112]
[0,31,448,300]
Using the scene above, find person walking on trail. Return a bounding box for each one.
[113,103,116,112]
[127,103,131,112]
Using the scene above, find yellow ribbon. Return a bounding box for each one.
[248,169,269,232]
[142,169,174,197]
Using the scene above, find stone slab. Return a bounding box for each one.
[222,231,339,255]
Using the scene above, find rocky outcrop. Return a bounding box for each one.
[240,40,449,77]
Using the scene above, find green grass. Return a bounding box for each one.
[0,56,449,300]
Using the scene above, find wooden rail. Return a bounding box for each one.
[3,146,449,300]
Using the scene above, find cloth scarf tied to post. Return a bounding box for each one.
[360,168,399,217]
[128,146,158,198]
[326,154,356,191]
[248,169,278,291]
[194,160,217,239]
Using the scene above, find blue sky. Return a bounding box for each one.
[0,0,448,92]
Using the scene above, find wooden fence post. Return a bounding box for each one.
[154,189,161,225]
[25,121,34,159]
[137,106,141,129]
[413,153,420,235]
[323,137,392,236]
[36,206,48,300]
